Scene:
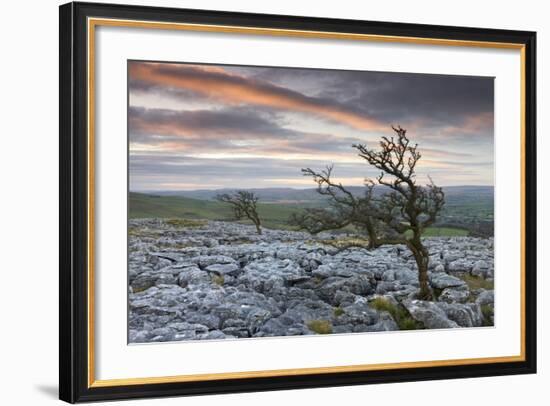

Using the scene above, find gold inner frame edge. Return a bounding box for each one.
[86,17,527,388]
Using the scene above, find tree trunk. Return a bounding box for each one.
[254,221,262,235]
[407,236,432,300]
[365,221,377,249]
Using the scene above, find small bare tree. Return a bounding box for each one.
[217,190,263,235]
[291,126,444,300]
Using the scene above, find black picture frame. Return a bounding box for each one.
[59,1,537,403]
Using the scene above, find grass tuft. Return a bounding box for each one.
[131,285,150,294]
[307,319,333,334]
[321,237,372,250]
[333,307,345,317]
[128,227,158,238]
[312,276,323,285]
[370,297,422,330]
[398,318,419,330]
[211,274,225,286]
[165,218,207,228]
[480,304,494,326]
[370,297,396,313]
[460,274,494,290]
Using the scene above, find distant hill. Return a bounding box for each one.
[139,185,494,205]
[147,187,324,203]
[129,185,493,235]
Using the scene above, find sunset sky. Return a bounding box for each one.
[128,61,494,191]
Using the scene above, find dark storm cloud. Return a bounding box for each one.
[340,73,494,130]
[248,66,494,131]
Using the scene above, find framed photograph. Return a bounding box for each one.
[59,1,536,403]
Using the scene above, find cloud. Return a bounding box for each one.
[129,106,484,165]
[129,151,493,191]
[129,106,368,158]
[128,61,494,190]
[246,67,494,130]
[129,105,294,139]
[129,62,385,131]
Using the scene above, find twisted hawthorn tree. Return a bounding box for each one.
[217,190,263,235]
[290,126,445,300]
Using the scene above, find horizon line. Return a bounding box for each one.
[130,184,495,193]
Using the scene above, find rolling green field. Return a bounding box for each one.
[129,192,471,236]
[129,192,305,230]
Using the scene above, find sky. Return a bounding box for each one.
[128,61,494,191]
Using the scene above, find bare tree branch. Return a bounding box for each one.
[217,190,263,235]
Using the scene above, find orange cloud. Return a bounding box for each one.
[462,111,494,132]
[129,62,384,131]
